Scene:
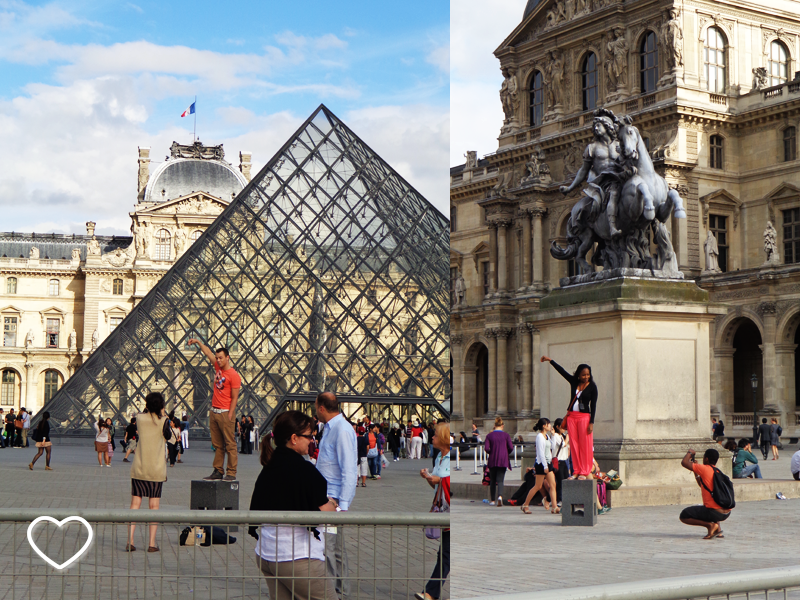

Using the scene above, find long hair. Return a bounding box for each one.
[144,392,165,424]
[261,410,315,466]
[533,417,550,432]
[37,411,50,432]
[573,364,594,383]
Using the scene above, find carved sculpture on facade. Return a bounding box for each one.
[453,270,467,308]
[134,221,151,258]
[25,329,34,349]
[488,170,516,199]
[704,231,721,273]
[174,228,188,254]
[764,221,780,264]
[68,329,77,350]
[464,151,478,170]
[100,279,112,294]
[546,0,567,28]
[661,9,683,72]
[545,50,565,110]
[169,140,225,161]
[102,246,132,268]
[500,67,520,129]
[562,143,583,179]
[71,248,81,261]
[29,246,39,259]
[752,67,768,90]
[605,28,629,97]
[551,109,687,278]
[91,329,99,350]
[521,146,552,185]
[87,236,101,256]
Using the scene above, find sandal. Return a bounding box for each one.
[520,505,532,514]
[126,544,136,552]
[553,507,561,514]
[361,483,367,487]
[147,546,160,553]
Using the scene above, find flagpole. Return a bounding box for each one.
[193,96,197,143]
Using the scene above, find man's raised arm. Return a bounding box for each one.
[187,338,216,365]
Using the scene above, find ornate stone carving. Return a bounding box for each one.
[102,246,133,268]
[134,221,151,258]
[91,329,99,350]
[174,228,188,254]
[500,66,520,130]
[87,236,101,256]
[661,9,683,72]
[169,140,225,161]
[562,143,583,181]
[488,171,516,199]
[545,50,565,110]
[71,248,81,261]
[68,329,77,350]
[464,151,478,170]
[453,269,467,308]
[605,27,629,99]
[451,334,464,346]
[764,221,780,265]
[703,231,721,273]
[757,301,778,316]
[492,327,513,339]
[752,67,768,90]
[124,279,134,294]
[28,246,39,259]
[521,146,552,185]
[25,329,34,349]
[176,196,220,215]
[100,279,112,293]
[546,0,567,28]
[137,146,150,200]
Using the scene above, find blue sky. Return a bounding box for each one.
[0,0,448,235]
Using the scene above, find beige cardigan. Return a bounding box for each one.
[130,412,168,483]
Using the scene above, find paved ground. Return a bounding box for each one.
[452,444,800,599]
[0,443,447,600]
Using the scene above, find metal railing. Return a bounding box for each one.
[460,565,800,600]
[0,508,449,600]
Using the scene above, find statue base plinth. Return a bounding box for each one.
[558,267,684,289]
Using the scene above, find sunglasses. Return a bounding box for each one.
[297,434,315,440]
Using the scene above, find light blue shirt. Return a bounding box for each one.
[432,451,450,479]
[316,413,357,511]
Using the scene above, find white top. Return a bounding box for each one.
[535,432,552,467]
[572,389,583,412]
[791,450,800,475]
[550,432,570,461]
[94,422,109,443]
[256,526,327,562]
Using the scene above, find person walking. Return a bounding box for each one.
[187,339,241,481]
[404,420,413,458]
[541,356,597,479]
[123,417,138,462]
[679,448,732,539]
[551,418,570,503]
[415,422,451,600]
[106,417,116,461]
[389,424,401,462]
[410,420,424,460]
[757,418,771,460]
[127,392,171,552]
[366,424,380,480]
[732,438,761,479]
[314,391,357,599]
[521,418,560,514]
[94,416,111,467]
[28,412,53,470]
[167,418,180,467]
[770,418,781,460]
[249,410,338,600]
[21,408,30,448]
[484,417,513,507]
[356,425,370,487]
[180,414,190,452]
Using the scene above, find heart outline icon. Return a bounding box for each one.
[27,516,94,570]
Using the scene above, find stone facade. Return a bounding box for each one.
[0,142,251,413]
[451,0,800,439]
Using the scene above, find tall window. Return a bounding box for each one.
[783,208,800,264]
[450,206,457,233]
[769,41,789,87]
[109,317,123,333]
[3,317,17,347]
[154,229,171,261]
[43,370,60,404]
[112,278,123,295]
[481,260,490,297]
[704,27,726,93]
[6,277,17,294]
[46,318,59,348]
[709,215,728,272]
[640,32,658,93]
[582,53,599,111]
[530,70,544,126]
[0,370,14,405]
[710,135,724,169]
[191,230,202,243]
[784,127,796,162]
[49,279,59,296]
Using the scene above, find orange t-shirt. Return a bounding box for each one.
[368,433,377,449]
[692,463,725,511]
[212,365,241,410]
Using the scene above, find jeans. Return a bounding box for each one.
[375,453,382,476]
[424,530,450,599]
[368,455,379,476]
[323,498,350,598]
[760,441,770,460]
[736,463,762,478]
[488,466,506,502]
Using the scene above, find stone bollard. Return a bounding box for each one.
[561,479,597,526]
[191,480,240,532]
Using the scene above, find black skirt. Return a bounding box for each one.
[131,479,163,498]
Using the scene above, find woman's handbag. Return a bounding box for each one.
[425,476,449,540]
[31,427,43,443]
[367,447,378,458]
[606,477,623,490]
[14,418,23,430]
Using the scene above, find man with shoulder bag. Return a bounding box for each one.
[679,448,734,539]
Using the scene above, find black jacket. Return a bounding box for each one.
[551,360,598,424]
[357,434,369,461]
[758,423,772,444]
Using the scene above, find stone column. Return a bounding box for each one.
[486,330,497,416]
[451,335,465,421]
[496,328,511,415]
[497,224,509,293]
[488,225,498,296]
[519,324,533,416]
[531,208,546,284]
[521,214,532,288]
[24,359,36,412]
[774,342,797,427]
[713,348,736,419]
[759,302,778,409]
[532,327,541,414]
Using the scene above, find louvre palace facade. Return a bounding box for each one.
[0,141,252,415]
[450,0,800,438]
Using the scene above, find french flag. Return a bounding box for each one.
[181,102,195,118]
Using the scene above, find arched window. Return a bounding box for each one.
[154,229,171,261]
[704,27,726,93]
[1,369,15,405]
[710,134,724,169]
[529,70,544,126]
[191,230,202,243]
[49,279,59,296]
[785,127,797,162]
[112,278,123,295]
[582,53,599,111]
[6,277,16,294]
[450,205,457,233]
[640,31,658,93]
[769,41,789,87]
[43,370,60,403]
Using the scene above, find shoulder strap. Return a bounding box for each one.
[697,466,714,496]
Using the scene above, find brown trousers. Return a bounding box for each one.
[209,411,237,476]
[259,558,337,600]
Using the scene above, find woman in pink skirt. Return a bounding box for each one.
[541,356,597,479]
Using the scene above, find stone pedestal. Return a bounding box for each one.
[561,479,596,526]
[526,277,729,488]
[191,480,240,531]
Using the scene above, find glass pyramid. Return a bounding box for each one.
[40,105,450,436]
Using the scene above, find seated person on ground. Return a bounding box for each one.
[679,448,732,540]
[732,438,761,479]
[791,448,800,481]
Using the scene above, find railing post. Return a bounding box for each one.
[455,445,461,471]
[472,444,478,475]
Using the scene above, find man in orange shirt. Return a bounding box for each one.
[679,448,732,539]
[188,339,241,481]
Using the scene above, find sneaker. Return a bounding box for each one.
[203,470,224,481]
[375,475,381,479]
[105,464,111,468]
[598,506,611,515]
[489,501,496,506]
[776,492,788,500]
[223,475,237,482]
[123,458,130,462]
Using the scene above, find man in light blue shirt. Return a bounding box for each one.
[316,391,357,597]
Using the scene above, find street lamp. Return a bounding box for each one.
[751,373,759,445]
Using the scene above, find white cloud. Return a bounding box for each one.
[450,0,522,166]
[426,45,449,73]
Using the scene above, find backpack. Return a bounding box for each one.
[777,425,783,436]
[698,466,736,510]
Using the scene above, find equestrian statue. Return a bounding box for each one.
[551,108,686,276]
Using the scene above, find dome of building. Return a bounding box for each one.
[523,0,541,18]
[142,141,247,204]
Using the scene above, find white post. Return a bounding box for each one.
[472,444,478,475]
[513,444,518,468]
[455,446,461,471]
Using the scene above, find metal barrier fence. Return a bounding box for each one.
[453,442,530,473]
[461,565,800,600]
[0,508,449,600]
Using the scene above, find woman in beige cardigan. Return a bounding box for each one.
[127,392,171,552]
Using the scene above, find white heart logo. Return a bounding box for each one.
[27,516,94,570]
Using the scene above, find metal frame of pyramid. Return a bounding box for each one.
[37,105,450,437]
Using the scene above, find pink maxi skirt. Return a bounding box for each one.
[565,411,593,477]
